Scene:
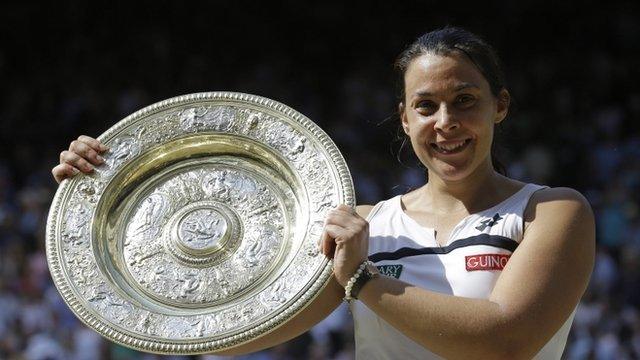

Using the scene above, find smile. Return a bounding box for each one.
[430,139,472,154]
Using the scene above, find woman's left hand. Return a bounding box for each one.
[320,204,370,287]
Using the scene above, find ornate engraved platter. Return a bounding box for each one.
[46,92,354,354]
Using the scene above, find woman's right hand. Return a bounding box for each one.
[52,135,109,184]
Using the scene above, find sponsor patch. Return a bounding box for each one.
[475,213,504,231]
[465,254,510,271]
[377,264,403,279]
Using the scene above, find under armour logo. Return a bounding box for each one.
[475,213,503,231]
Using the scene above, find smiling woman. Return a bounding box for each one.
[400,51,507,182]
[52,27,594,359]
[328,27,594,359]
[397,29,511,183]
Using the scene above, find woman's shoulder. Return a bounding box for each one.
[355,194,402,220]
[528,186,591,210]
[356,205,375,219]
[524,186,594,232]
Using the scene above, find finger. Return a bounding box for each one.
[324,224,353,243]
[69,140,104,166]
[329,205,360,222]
[60,150,94,173]
[320,230,335,258]
[78,135,108,152]
[325,209,366,231]
[52,163,80,183]
[325,212,355,230]
[336,204,356,215]
[321,224,349,258]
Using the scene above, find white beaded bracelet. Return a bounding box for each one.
[344,260,374,302]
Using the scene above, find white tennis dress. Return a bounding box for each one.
[351,183,576,359]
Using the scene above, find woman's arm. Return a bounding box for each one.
[342,188,594,359]
[218,205,373,355]
[216,277,343,355]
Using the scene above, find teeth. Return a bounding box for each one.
[438,140,466,151]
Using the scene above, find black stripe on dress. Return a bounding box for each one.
[368,234,518,263]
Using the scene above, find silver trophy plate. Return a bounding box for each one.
[46,92,354,354]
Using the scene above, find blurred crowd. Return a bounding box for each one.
[1,2,639,359]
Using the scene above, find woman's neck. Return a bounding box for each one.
[420,162,513,215]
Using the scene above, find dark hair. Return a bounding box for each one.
[395,26,508,176]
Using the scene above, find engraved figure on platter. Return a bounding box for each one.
[70,254,96,288]
[305,240,320,257]
[202,170,230,199]
[286,135,305,158]
[178,271,201,299]
[242,238,263,267]
[243,111,261,133]
[262,123,306,158]
[129,193,168,238]
[179,106,210,131]
[148,116,177,144]
[192,318,205,337]
[134,311,159,336]
[77,180,100,203]
[240,306,256,323]
[259,281,288,305]
[179,210,225,246]
[127,246,161,267]
[203,106,235,131]
[309,193,333,215]
[62,203,89,244]
[208,312,223,331]
[152,264,167,283]
[108,126,145,163]
[302,157,318,176]
[86,284,125,308]
[213,267,230,296]
[173,172,204,202]
[233,175,256,205]
[111,138,134,161]
[245,186,276,218]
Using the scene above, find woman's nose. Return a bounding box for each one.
[434,105,459,132]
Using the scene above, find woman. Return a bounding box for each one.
[53,27,594,359]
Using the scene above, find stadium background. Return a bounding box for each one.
[1,1,639,359]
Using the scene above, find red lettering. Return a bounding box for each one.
[465,254,511,271]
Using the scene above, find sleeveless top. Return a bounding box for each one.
[350,183,576,359]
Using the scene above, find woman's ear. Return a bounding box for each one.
[495,89,511,124]
[399,102,410,135]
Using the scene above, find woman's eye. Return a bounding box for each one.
[416,101,436,112]
[456,95,475,106]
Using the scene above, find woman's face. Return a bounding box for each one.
[400,51,509,182]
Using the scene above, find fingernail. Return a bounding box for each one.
[100,145,109,152]
[97,155,104,163]
[72,168,80,175]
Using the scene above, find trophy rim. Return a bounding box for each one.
[46,91,354,354]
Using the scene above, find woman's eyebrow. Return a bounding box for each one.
[413,83,480,98]
[454,82,480,91]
